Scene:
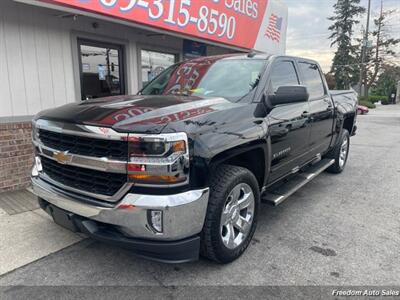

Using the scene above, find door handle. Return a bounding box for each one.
[253,119,264,125]
[301,111,310,118]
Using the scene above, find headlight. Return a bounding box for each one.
[127,133,189,186]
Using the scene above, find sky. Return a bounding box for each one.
[283,0,400,73]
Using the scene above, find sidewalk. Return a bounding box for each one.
[0,189,83,275]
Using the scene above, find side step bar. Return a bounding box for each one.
[262,159,335,206]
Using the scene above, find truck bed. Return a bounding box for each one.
[330,90,358,114]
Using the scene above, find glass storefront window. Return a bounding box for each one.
[78,39,125,100]
[141,49,177,88]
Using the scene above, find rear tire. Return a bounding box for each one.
[200,165,260,263]
[326,129,350,173]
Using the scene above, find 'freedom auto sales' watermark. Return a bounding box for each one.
[332,289,400,297]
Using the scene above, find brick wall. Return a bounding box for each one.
[0,122,34,193]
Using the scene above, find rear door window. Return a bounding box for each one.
[298,62,326,99]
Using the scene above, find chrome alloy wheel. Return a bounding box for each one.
[339,136,349,168]
[220,183,255,249]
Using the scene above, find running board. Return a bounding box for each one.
[262,159,335,206]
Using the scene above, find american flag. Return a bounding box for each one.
[265,14,283,42]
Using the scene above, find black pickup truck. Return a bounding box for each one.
[31,53,357,263]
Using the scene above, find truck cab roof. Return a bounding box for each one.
[186,53,320,67]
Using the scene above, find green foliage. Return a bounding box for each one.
[364,10,400,93]
[359,95,386,103]
[380,97,396,105]
[381,99,390,105]
[358,99,376,109]
[328,0,365,89]
[371,65,400,97]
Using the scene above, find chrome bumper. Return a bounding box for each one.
[31,176,209,241]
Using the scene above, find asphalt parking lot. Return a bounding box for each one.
[1,104,399,292]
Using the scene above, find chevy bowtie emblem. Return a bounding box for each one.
[53,151,71,165]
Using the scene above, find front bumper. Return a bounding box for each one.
[31,176,209,262]
[39,199,201,263]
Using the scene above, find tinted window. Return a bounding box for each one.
[270,61,299,92]
[299,62,325,99]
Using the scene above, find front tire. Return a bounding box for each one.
[326,129,350,173]
[200,165,260,263]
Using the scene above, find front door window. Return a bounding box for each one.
[78,39,125,100]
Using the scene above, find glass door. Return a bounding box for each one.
[78,39,126,100]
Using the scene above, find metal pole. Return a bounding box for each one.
[359,0,372,97]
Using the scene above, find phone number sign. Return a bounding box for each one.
[40,0,272,50]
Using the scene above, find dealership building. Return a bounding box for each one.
[0,0,287,192]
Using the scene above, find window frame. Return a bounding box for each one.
[77,38,127,100]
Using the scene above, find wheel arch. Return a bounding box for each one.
[342,112,356,135]
[208,141,270,190]
[331,111,356,149]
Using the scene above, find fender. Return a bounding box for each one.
[331,102,357,149]
[201,135,272,191]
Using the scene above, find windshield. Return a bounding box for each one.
[140,58,266,102]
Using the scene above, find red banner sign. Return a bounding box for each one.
[40,0,270,50]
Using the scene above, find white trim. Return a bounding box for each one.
[70,31,132,100]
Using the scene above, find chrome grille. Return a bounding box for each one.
[38,129,128,160]
[40,156,126,197]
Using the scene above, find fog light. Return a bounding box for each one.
[32,156,42,177]
[35,156,43,171]
[148,210,163,233]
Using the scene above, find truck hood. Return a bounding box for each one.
[35,95,242,134]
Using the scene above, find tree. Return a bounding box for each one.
[328,0,365,89]
[325,73,337,90]
[363,3,400,96]
[372,65,400,97]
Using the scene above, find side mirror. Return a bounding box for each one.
[268,85,309,106]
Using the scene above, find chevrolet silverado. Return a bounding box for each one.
[31,53,357,263]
